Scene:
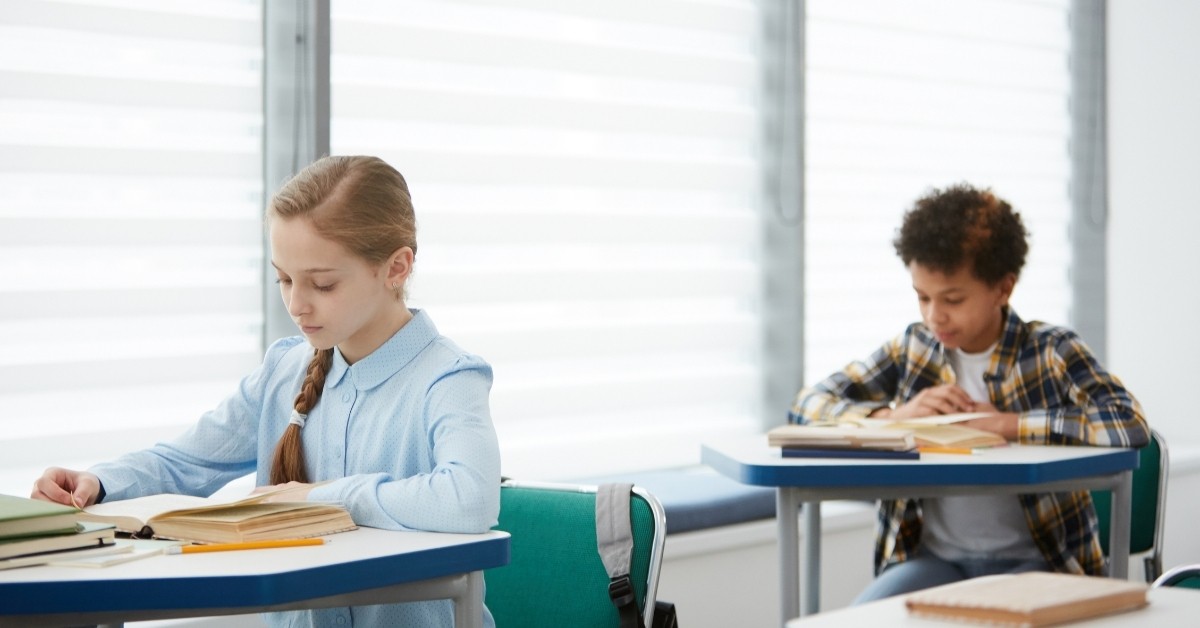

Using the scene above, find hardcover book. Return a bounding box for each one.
[77,489,356,545]
[768,424,917,452]
[904,572,1148,627]
[0,493,80,540]
[0,521,116,562]
[853,413,1008,449]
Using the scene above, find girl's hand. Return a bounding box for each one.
[31,467,101,508]
[252,481,314,502]
[885,384,976,420]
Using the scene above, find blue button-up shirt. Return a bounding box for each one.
[90,309,501,627]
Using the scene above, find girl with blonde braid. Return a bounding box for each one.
[32,155,502,628]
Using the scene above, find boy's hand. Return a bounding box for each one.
[31,467,101,508]
[960,403,1019,440]
[886,384,976,419]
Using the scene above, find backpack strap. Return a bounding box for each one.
[596,483,645,628]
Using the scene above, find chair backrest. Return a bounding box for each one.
[1152,563,1200,589]
[485,480,667,628]
[1092,429,1168,581]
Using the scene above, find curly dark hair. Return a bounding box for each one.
[893,183,1029,284]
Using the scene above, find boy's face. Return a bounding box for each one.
[908,262,1014,354]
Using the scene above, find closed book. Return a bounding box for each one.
[47,539,183,568]
[77,489,357,544]
[0,521,116,561]
[0,543,130,571]
[0,493,80,540]
[904,572,1148,627]
[768,424,916,452]
[781,446,920,460]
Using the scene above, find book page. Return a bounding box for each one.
[855,412,991,428]
[81,493,226,529]
[910,424,1007,449]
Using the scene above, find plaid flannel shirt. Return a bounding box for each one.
[789,307,1148,576]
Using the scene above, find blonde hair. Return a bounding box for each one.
[266,155,417,484]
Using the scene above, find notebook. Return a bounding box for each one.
[904,572,1149,627]
[0,493,80,540]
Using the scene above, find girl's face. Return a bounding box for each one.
[270,217,410,364]
[909,262,1014,354]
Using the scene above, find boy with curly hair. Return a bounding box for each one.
[789,183,1149,602]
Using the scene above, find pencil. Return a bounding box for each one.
[918,446,977,455]
[166,538,326,554]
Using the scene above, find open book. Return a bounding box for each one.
[853,412,1007,449]
[76,489,357,544]
[904,572,1148,626]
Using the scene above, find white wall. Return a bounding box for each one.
[657,502,876,628]
[1108,0,1200,447]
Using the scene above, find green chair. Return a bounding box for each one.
[1092,429,1168,581]
[1152,563,1200,589]
[485,480,667,628]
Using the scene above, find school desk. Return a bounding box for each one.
[702,437,1137,626]
[0,527,510,628]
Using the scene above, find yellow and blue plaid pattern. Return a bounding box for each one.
[789,307,1148,576]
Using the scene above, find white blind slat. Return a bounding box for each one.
[804,0,1073,383]
[332,0,764,479]
[0,0,264,469]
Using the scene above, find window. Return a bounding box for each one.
[0,0,263,482]
[804,0,1073,380]
[0,0,1089,491]
[329,0,767,479]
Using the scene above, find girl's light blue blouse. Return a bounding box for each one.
[89,309,501,628]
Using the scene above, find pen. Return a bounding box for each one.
[166,538,326,554]
[918,447,977,455]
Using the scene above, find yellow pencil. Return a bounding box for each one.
[167,538,326,554]
[918,446,977,455]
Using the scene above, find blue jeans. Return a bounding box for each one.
[853,553,1053,605]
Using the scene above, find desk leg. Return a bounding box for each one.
[777,487,801,626]
[803,500,821,616]
[1109,470,1133,580]
[453,571,484,628]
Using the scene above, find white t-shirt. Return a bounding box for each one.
[920,343,1043,561]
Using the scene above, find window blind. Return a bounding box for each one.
[0,0,263,481]
[329,0,766,480]
[804,0,1073,381]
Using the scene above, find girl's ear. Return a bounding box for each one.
[385,246,414,288]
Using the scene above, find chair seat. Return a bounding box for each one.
[580,467,776,534]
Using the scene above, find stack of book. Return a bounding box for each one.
[0,493,119,570]
[767,424,920,459]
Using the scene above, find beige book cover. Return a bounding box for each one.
[904,572,1148,627]
[767,424,916,451]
